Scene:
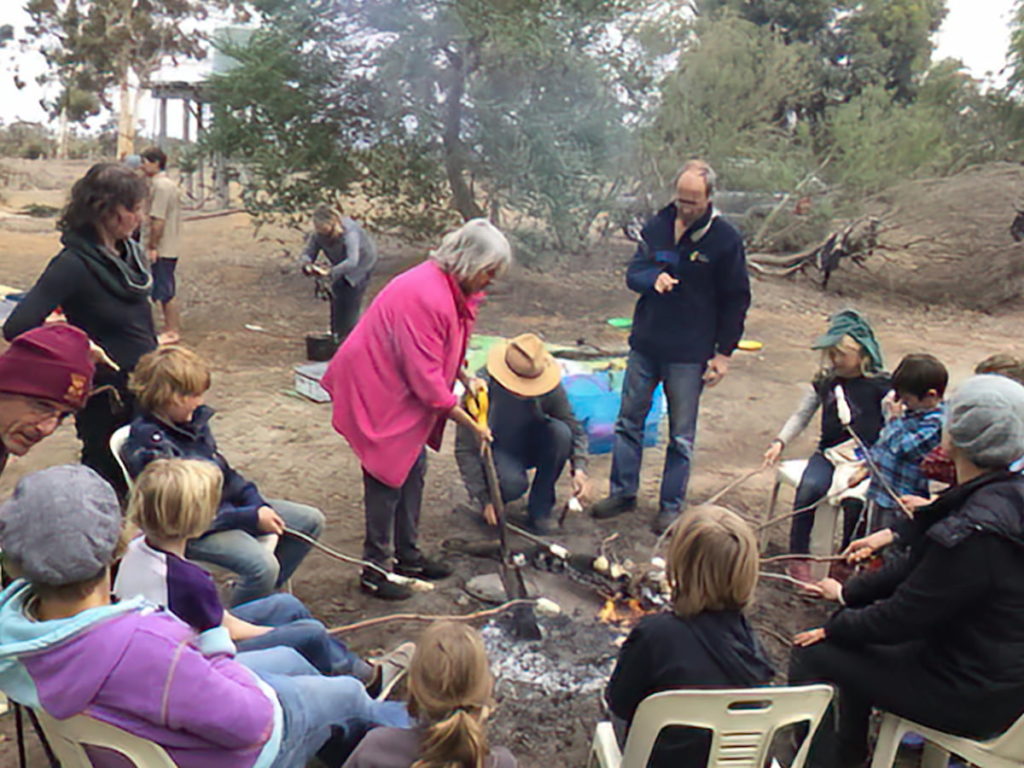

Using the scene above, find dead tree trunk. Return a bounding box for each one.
[441,49,483,221]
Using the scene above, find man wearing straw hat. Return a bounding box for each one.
[455,333,590,535]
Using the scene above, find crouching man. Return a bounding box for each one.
[455,333,590,534]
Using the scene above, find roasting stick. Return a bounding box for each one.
[285,528,434,592]
[327,599,548,635]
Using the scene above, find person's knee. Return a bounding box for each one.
[545,419,573,458]
[236,549,281,591]
[499,470,529,503]
[262,592,310,621]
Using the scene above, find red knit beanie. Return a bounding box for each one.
[0,325,96,409]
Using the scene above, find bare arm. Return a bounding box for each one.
[222,610,272,642]
[147,218,166,260]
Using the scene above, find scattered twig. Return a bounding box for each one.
[327,599,537,635]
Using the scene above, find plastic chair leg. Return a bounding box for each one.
[870,715,907,768]
[921,742,951,768]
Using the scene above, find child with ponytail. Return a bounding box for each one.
[344,621,517,768]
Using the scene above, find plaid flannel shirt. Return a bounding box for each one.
[868,405,945,509]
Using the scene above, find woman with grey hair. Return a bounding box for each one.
[790,374,1024,768]
[321,218,511,600]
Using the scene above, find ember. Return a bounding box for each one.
[597,597,650,629]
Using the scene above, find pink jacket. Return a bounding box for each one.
[321,261,479,487]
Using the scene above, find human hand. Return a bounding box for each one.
[763,440,783,467]
[467,377,487,397]
[88,340,120,371]
[482,503,498,527]
[882,390,904,420]
[257,505,286,535]
[654,272,679,294]
[843,528,894,563]
[802,577,843,602]
[900,495,930,513]
[793,628,827,647]
[474,422,494,452]
[703,354,730,387]
[572,469,591,502]
[147,248,159,263]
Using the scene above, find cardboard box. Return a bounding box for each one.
[294,362,330,403]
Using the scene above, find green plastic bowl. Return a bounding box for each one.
[607,317,632,329]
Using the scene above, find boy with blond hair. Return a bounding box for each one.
[124,345,324,605]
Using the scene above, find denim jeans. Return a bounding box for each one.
[609,350,705,513]
[186,498,325,606]
[267,671,410,768]
[238,646,324,677]
[233,593,371,680]
[789,452,835,554]
[494,418,573,524]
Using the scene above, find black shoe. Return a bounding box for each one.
[525,515,558,536]
[651,509,679,535]
[360,570,413,600]
[395,556,452,581]
[590,495,636,520]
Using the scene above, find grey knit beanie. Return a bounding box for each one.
[0,465,122,585]
[946,374,1024,469]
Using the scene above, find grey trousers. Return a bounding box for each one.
[362,450,426,568]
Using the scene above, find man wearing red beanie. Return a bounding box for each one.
[0,324,95,473]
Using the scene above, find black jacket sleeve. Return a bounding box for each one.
[713,234,751,356]
[540,384,588,473]
[4,253,80,340]
[606,622,654,721]
[826,534,992,646]
[840,548,915,608]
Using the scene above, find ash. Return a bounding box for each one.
[482,615,622,765]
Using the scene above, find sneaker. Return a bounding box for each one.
[360,570,413,601]
[367,641,416,701]
[788,560,813,585]
[395,556,452,581]
[590,495,636,520]
[651,509,678,535]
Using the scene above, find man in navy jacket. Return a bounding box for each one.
[592,159,751,533]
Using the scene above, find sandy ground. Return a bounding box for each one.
[0,157,1021,766]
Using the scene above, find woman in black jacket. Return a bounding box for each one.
[792,374,1024,768]
[4,163,156,495]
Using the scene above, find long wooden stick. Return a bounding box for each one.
[327,599,536,635]
[761,553,846,564]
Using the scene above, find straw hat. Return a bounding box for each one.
[486,334,561,397]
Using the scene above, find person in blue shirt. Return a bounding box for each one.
[591,159,751,534]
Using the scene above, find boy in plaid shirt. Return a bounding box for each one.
[855,354,948,534]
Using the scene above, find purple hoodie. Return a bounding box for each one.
[0,582,282,768]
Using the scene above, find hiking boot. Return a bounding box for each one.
[651,509,678,535]
[590,495,636,520]
[360,569,413,601]
[395,556,452,581]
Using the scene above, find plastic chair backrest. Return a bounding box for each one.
[108,424,133,492]
[34,709,177,767]
[982,710,1024,759]
[621,685,834,768]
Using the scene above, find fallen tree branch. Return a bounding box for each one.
[327,599,537,635]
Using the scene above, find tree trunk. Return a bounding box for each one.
[116,74,135,159]
[441,53,483,221]
[56,105,70,160]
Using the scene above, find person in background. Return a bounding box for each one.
[115,458,413,695]
[140,146,183,344]
[3,162,156,497]
[343,621,517,768]
[0,464,410,768]
[792,375,1024,768]
[0,324,95,477]
[321,219,509,600]
[301,204,379,343]
[590,159,751,535]
[124,345,325,606]
[455,333,590,535]
[606,505,773,767]
[762,309,890,582]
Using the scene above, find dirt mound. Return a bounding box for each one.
[848,163,1024,311]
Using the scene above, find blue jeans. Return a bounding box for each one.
[233,593,371,680]
[494,418,573,524]
[790,452,834,554]
[186,498,325,606]
[238,646,322,677]
[609,351,705,513]
[267,671,409,768]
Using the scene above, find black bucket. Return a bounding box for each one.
[305,333,338,362]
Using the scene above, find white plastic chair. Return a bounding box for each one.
[33,708,177,767]
[589,684,834,768]
[870,710,1024,768]
[108,423,134,492]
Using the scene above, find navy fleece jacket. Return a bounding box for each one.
[627,204,751,363]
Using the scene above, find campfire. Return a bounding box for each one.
[597,597,649,630]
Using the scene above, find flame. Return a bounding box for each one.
[598,598,648,628]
